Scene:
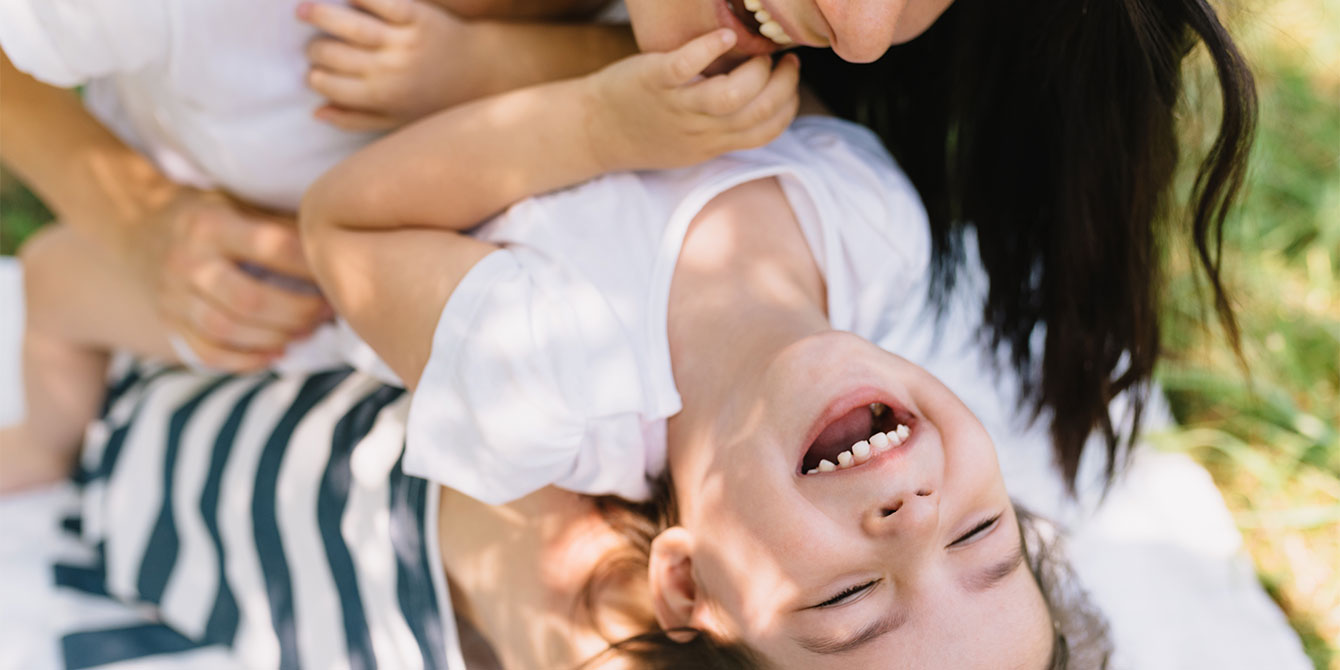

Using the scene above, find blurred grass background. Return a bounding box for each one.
[1,0,1337,666]
[1154,0,1339,667]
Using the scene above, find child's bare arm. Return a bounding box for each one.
[306,30,798,233]
[299,0,636,131]
[302,30,799,386]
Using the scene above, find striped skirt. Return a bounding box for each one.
[32,362,464,669]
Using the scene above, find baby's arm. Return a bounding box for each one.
[299,0,637,131]
[301,30,800,386]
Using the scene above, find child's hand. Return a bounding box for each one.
[298,0,487,131]
[584,30,802,172]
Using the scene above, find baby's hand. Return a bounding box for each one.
[299,0,486,131]
[585,30,801,172]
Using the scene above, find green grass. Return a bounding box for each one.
[0,171,51,255]
[1156,0,1340,666]
[2,1,1338,666]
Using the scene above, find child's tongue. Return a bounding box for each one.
[807,406,872,467]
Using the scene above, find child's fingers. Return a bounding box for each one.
[658,29,738,86]
[734,79,800,148]
[306,38,374,75]
[681,55,773,116]
[313,105,399,132]
[297,2,392,47]
[351,0,415,25]
[728,53,798,130]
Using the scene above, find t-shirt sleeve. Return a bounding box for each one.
[404,250,653,505]
[0,0,168,86]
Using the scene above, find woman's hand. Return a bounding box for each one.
[300,0,484,132]
[123,188,332,371]
[583,30,802,173]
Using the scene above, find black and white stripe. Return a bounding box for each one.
[52,363,463,669]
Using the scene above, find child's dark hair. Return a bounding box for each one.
[575,483,1112,669]
[799,0,1256,492]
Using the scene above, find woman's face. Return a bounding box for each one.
[623,0,956,66]
[659,332,1053,668]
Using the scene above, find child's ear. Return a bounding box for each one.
[647,526,699,634]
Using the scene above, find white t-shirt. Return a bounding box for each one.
[0,0,375,212]
[406,116,930,504]
[0,0,408,374]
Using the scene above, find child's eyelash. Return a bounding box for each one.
[818,580,877,608]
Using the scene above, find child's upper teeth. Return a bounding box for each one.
[743,0,762,10]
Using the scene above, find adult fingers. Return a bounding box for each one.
[306,38,375,76]
[352,0,415,24]
[297,2,392,47]
[682,55,772,116]
[212,212,314,280]
[308,68,375,110]
[314,105,400,132]
[170,326,280,372]
[658,29,737,86]
[729,66,800,148]
[189,260,330,334]
[181,290,297,353]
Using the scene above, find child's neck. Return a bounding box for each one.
[667,177,830,429]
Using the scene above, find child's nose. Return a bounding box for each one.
[862,486,940,539]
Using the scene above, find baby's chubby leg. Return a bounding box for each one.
[0,224,178,493]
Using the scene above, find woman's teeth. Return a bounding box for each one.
[806,424,911,475]
[742,0,795,45]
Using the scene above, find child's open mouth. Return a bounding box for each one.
[801,401,915,475]
[725,0,795,46]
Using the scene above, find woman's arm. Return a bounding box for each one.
[0,50,175,253]
[1,50,330,368]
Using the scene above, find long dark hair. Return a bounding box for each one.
[800,0,1257,490]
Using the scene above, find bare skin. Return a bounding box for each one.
[425,177,1052,669]
[0,0,647,492]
